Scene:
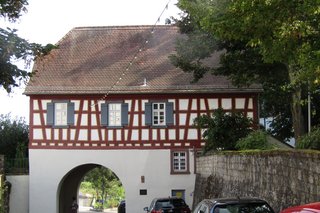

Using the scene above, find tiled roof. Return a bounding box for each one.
[25,25,261,95]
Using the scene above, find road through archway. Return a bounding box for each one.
[57,164,123,213]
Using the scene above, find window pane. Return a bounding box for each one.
[154,116,158,124]
[152,103,166,126]
[172,151,187,172]
[55,103,68,126]
[109,103,121,126]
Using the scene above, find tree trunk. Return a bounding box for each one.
[288,65,306,144]
[290,85,306,143]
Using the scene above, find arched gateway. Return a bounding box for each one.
[25,25,260,213]
[57,163,121,213]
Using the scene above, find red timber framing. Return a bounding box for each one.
[29,93,259,150]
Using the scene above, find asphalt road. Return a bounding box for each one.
[79,206,117,213]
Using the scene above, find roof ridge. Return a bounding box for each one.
[55,24,177,45]
[73,25,177,30]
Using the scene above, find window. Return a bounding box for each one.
[47,101,74,127]
[145,102,173,126]
[54,103,67,126]
[109,103,121,126]
[101,102,128,127]
[173,152,186,171]
[171,150,190,174]
[152,103,165,125]
[171,190,185,200]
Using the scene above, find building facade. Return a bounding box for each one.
[25,25,260,213]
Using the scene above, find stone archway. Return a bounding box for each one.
[57,164,123,213]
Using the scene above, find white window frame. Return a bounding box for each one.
[172,151,187,172]
[54,102,68,126]
[108,103,122,126]
[152,102,166,126]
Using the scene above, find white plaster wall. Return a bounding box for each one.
[7,175,29,213]
[29,149,196,213]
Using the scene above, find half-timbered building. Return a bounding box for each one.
[24,25,261,213]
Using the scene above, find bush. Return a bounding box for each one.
[93,202,104,211]
[194,108,253,152]
[296,127,320,150]
[236,130,272,150]
[106,198,119,208]
[0,114,29,159]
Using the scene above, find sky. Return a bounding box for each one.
[0,0,181,122]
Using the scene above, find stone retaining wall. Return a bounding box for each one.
[194,150,320,213]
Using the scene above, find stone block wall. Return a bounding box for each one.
[194,150,320,213]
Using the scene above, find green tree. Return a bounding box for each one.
[79,181,95,195]
[0,0,30,92]
[0,0,56,93]
[0,0,28,21]
[105,180,125,208]
[214,40,295,141]
[83,167,124,210]
[176,0,320,142]
[0,114,28,159]
[170,11,294,142]
[194,108,252,152]
[236,130,272,150]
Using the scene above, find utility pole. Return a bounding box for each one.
[308,90,311,133]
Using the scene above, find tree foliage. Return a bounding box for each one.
[0,0,56,93]
[0,28,32,92]
[236,130,272,150]
[178,0,320,79]
[194,108,252,152]
[82,167,124,209]
[0,0,28,21]
[216,40,295,141]
[105,180,125,208]
[0,114,29,159]
[170,14,294,141]
[174,0,320,141]
[296,127,320,150]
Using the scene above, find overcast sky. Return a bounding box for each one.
[0,0,180,122]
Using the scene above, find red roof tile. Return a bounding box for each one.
[25,25,261,95]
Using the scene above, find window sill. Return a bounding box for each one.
[51,125,70,128]
[103,126,125,129]
[148,125,168,128]
[170,171,191,175]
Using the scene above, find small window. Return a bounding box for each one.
[101,102,128,127]
[145,102,174,126]
[47,101,74,127]
[109,103,122,126]
[55,103,68,126]
[171,190,185,200]
[173,152,186,171]
[171,150,190,174]
[152,103,166,126]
